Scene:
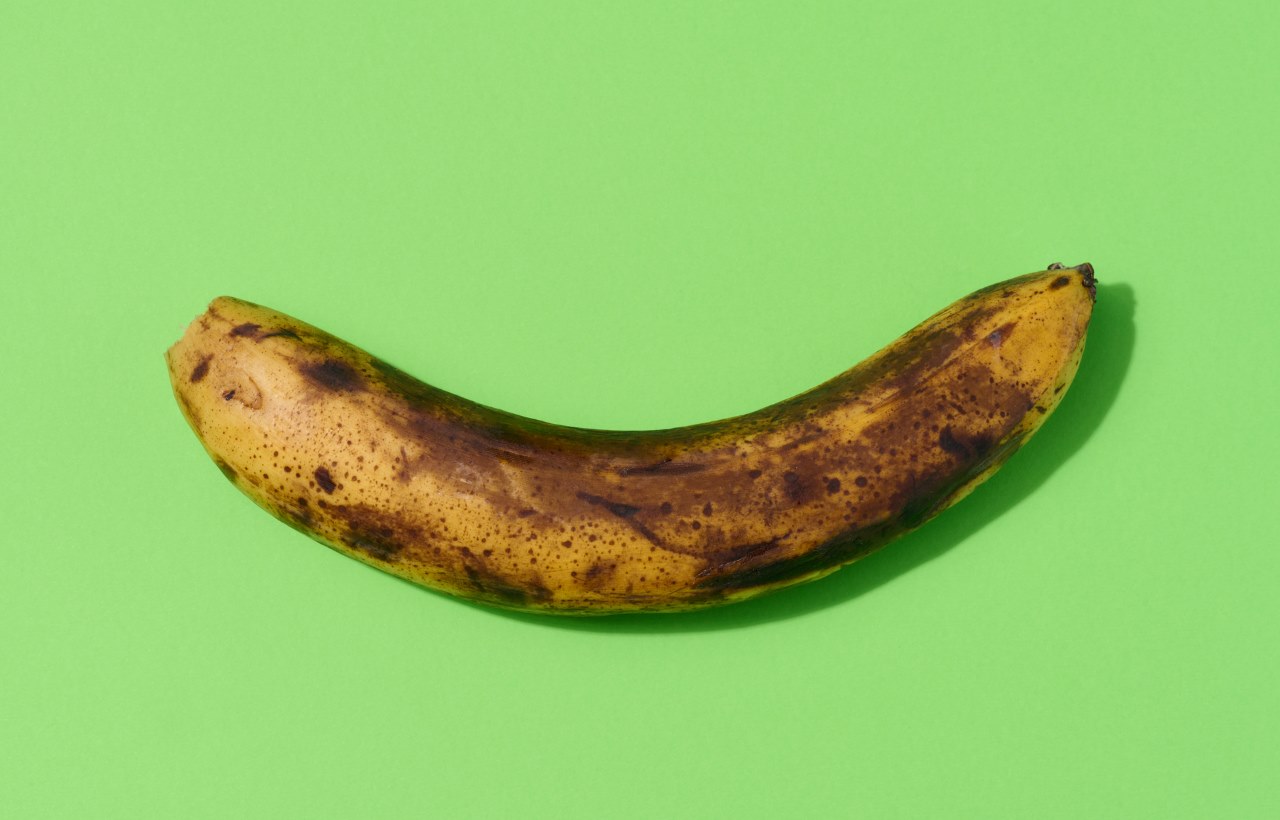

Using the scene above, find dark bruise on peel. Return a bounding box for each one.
[986,321,1016,347]
[325,502,414,562]
[576,491,664,546]
[575,491,640,519]
[696,536,790,578]
[346,531,402,561]
[314,466,336,494]
[581,560,618,591]
[299,359,363,392]
[229,322,302,342]
[782,471,808,503]
[697,525,882,592]
[617,460,707,476]
[938,426,970,459]
[190,354,212,383]
[459,547,551,606]
[275,495,315,533]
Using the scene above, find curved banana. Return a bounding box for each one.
[166,263,1095,614]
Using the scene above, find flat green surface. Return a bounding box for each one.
[3,2,1278,817]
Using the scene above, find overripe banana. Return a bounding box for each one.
[167,263,1095,614]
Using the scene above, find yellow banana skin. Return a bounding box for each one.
[166,264,1095,614]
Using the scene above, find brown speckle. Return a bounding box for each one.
[1050,275,1071,289]
[826,477,841,494]
[314,466,336,494]
[747,469,762,480]
[854,476,868,487]
[222,389,236,401]
[230,322,261,337]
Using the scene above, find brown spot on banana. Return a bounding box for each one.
[190,354,212,383]
[165,265,1095,614]
[313,467,337,494]
[299,359,364,393]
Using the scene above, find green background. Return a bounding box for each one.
[3,2,1278,817]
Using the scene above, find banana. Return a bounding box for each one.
[166,263,1095,614]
